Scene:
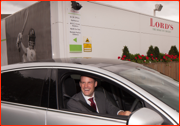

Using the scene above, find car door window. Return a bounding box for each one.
[57,70,145,124]
[1,69,48,107]
[60,72,143,112]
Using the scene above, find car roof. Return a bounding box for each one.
[2,58,156,74]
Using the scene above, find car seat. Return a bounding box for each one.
[62,76,77,109]
[95,80,121,108]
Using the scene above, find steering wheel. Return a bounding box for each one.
[130,99,140,112]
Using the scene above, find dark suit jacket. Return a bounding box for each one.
[67,91,120,115]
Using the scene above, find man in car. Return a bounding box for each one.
[67,76,131,116]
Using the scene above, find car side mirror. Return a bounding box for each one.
[127,108,164,125]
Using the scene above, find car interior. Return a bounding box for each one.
[61,73,144,113]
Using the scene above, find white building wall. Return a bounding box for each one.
[1,1,179,65]
[1,20,8,66]
[51,1,179,59]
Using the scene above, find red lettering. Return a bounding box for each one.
[160,23,164,28]
[150,18,154,27]
[165,24,169,29]
[170,25,173,30]
[150,18,173,30]
[155,22,160,28]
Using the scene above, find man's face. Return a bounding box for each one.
[29,41,35,49]
[79,76,97,97]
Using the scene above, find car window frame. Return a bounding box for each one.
[56,69,144,122]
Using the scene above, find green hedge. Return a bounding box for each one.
[118,45,179,63]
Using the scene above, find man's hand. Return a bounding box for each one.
[118,111,131,116]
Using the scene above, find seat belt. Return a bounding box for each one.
[110,85,120,108]
[64,94,97,113]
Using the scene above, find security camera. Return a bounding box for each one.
[71,1,82,10]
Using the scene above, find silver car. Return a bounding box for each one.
[1,58,179,125]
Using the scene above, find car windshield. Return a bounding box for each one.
[103,65,179,112]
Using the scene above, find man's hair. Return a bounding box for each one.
[80,75,97,83]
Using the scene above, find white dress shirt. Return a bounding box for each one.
[82,92,99,113]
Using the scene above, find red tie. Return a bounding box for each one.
[88,97,96,111]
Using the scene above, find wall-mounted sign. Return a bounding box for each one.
[150,18,173,33]
[85,38,90,42]
[150,18,173,30]
[68,8,82,52]
[83,36,92,52]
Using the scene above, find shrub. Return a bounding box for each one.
[154,46,160,59]
[168,46,174,55]
[122,46,130,59]
[159,53,165,60]
[174,46,179,56]
[169,46,179,56]
[129,53,135,60]
[147,45,154,57]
